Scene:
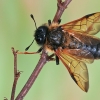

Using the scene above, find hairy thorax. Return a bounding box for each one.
[44,23,65,51]
[44,23,83,53]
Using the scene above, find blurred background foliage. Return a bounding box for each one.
[0,0,100,100]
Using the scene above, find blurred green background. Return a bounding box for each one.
[0,0,100,100]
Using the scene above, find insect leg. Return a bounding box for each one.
[17,47,43,54]
[48,20,51,26]
[48,19,61,25]
[37,47,43,53]
[58,19,61,24]
[48,53,55,61]
[56,55,59,65]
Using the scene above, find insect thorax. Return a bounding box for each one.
[46,26,65,50]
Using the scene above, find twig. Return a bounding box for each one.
[53,0,72,22]
[10,48,21,100]
[14,0,72,100]
[15,50,48,100]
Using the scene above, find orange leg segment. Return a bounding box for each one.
[17,52,39,54]
[17,47,43,54]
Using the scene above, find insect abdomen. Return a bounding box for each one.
[82,44,100,59]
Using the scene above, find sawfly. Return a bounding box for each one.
[19,12,100,92]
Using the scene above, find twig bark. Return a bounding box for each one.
[15,50,48,100]
[53,0,72,22]
[10,0,72,100]
[11,48,21,100]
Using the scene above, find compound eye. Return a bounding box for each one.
[36,37,43,42]
[37,28,44,33]
[40,29,44,32]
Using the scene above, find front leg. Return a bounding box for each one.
[56,55,59,65]
[17,47,43,54]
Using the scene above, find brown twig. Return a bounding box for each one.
[53,0,72,22]
[11,48,21,100]
[11,0,72,100]
[15,50,48,100]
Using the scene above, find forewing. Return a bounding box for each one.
[67,30,100,46]
[62,49,94,63]
[61,12,100,35]
[55,49,89,92]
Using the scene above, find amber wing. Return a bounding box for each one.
[62,49,94,64]
[61,12,100,35]
[55,48,89,92]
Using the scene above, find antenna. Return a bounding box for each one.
[25,14,37,51]
[30,14,37,29]
[25,39,34,51]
